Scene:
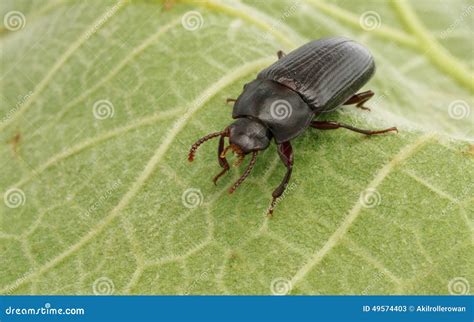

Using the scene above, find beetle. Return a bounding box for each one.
[188,37,397,215]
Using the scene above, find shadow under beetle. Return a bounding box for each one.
[188,37,397,216]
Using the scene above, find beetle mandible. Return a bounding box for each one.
[188,37,397,216]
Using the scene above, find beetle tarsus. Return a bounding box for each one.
[343,90,374,111]
[213,168,229,185]
[356,104,371,111]
[266,198,277,217]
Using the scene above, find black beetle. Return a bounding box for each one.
[188,37,397,215]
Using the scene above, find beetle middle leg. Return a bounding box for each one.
[311,121,397,135]
[343,90,374,111]
[267,141,293,216]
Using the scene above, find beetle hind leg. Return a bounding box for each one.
[311,121,397,135]
[343,90,374,111]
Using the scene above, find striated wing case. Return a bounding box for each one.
[258,37,375,112]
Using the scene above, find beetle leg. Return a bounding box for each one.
[226,98,237,104]
[277,50,286,59]
[213,134,231,185]
[267,141,293,217]
[311,121,398,135]
[343,90,374,111]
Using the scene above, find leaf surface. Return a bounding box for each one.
[0,0,473,295]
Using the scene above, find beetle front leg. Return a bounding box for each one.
[343,90,374,111]
[311,121,397,135]
[267,141,293,216]
[277,50,286,59]
[213,134,230,185]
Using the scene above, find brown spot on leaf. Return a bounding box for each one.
[8,132,21,156]
[467,144,474,157]
[162,0,176,11]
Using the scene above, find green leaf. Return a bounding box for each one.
[1,0,473,295]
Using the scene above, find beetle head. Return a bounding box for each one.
[188,118,270,191]
[227,118,272,156]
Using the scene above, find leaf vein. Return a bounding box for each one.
[289,133,435,288]
[0,57,274,294]
[0,0,129,132]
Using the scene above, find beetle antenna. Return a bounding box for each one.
[188,130,227,162]
[228,151,258,194]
